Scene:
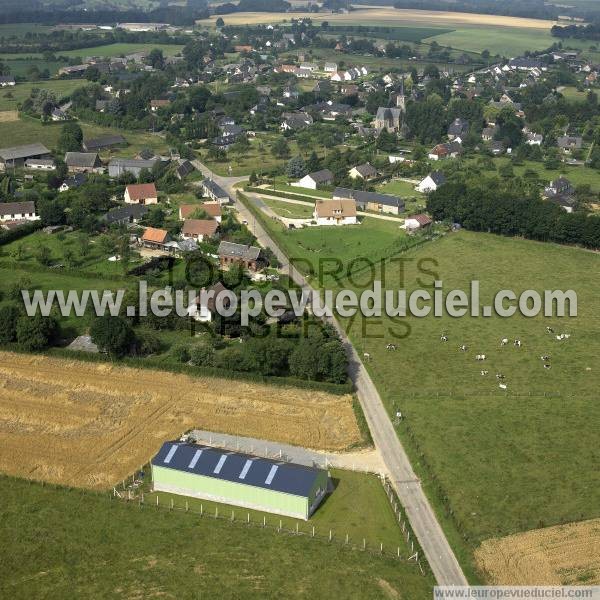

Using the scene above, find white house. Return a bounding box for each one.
[416,171,446,193]
[292,169,334,190]
[324,62,338,73]
[187,282,228,322]
[0,201,39,223]
[313,198,357,226]
[25,158,56,171]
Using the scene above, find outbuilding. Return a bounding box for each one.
[151,441,329,520]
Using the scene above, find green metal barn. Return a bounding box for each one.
[151,442,329,520]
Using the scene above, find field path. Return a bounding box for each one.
[193,161,468,586]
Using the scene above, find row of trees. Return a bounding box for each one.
[427,179,600,249]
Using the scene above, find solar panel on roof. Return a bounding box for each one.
[213,455,227,474]
[188,449,203,469]
[239,459,253,480]
[164,445,178,464]
[265,465,278,485]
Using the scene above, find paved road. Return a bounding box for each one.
[192,161,468,586]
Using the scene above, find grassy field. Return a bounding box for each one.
[243,195,411,285]
[0,79,86,112]
[262,197,315,218]
[0,43,185,61]
[0,476,433,598]
[338,232,600,550]
[245,204,600,578]
[0,115,169,156]
[428,26,555,56]
[151,468,408,551]
[474,157,600,192]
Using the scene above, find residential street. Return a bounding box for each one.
[193,161,468,586]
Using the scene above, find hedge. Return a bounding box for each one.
[0,221,43,247]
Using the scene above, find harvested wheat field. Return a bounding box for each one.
[0,110,18,122]
[476,519,600,585]
[0,351,362,489]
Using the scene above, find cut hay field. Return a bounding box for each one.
[0,110,18,122]
[0,352,362,489]
[198,8,555,29]
[475,518,600,585]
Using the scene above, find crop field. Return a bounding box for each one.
[0,477,434,598]
[198,8,555,29]
[475,518,600,585]
[0,351,362,489]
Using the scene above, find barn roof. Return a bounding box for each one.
[0,143,50,161]
[151,442,324,497]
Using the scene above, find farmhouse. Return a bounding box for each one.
[333,188,405,215]
[201,179,230,204]
[313,198,357,226]
[218,240,262,272]
[124,182,158,205]
[292,169,334,190]
[151,441,328,520]
[557,136,583,153]
[0,201,39,223]
[181,219,219,242]
[83,134,127,152]
[65,152,102,173]
[25,158,56,171]
[428,141,462,161]
[417,171,446,193]
[0,143,51,171]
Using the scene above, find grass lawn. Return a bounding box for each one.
[262,197,315,218]
[150,469,408,551]
[559,86,589,102]
[377,179,422,198]
[0,115,169,156]
[243,195,411,286]
[337,231,600,572]
[0,79,86,112]
[0,476,433,598]
[0,58,66,78]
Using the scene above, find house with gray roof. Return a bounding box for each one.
[65,152,102,173]
[218,241,263,271]
[333,187,405,215]
[108,158,159,178]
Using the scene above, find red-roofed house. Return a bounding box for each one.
[182,219,219,242]
[125,183,158,205]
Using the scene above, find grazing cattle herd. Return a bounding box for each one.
[434,327,572,391]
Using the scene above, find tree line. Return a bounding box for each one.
[427,179,600,249]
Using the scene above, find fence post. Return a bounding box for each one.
[185,500,188,512]
[345,533,349,544]
[279,519,282,531]
[215,506,218,519]
[329,530,332,542]
[156,495,159,508]
[312,526,315,537]
[231,510,234,522]
[263,516,266,527]
[397,547,400,558]
[170,498,173,511]
[247,513,250,524]
[363,538,366,550]
[380,542,383,553]
[200,503,203,516]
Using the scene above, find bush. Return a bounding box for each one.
[170,343,191,363]
[189,340,215,366]
[16,314,59,350]
[0,304,21,344]
[90,315,135,358]
[136,331,162,356]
